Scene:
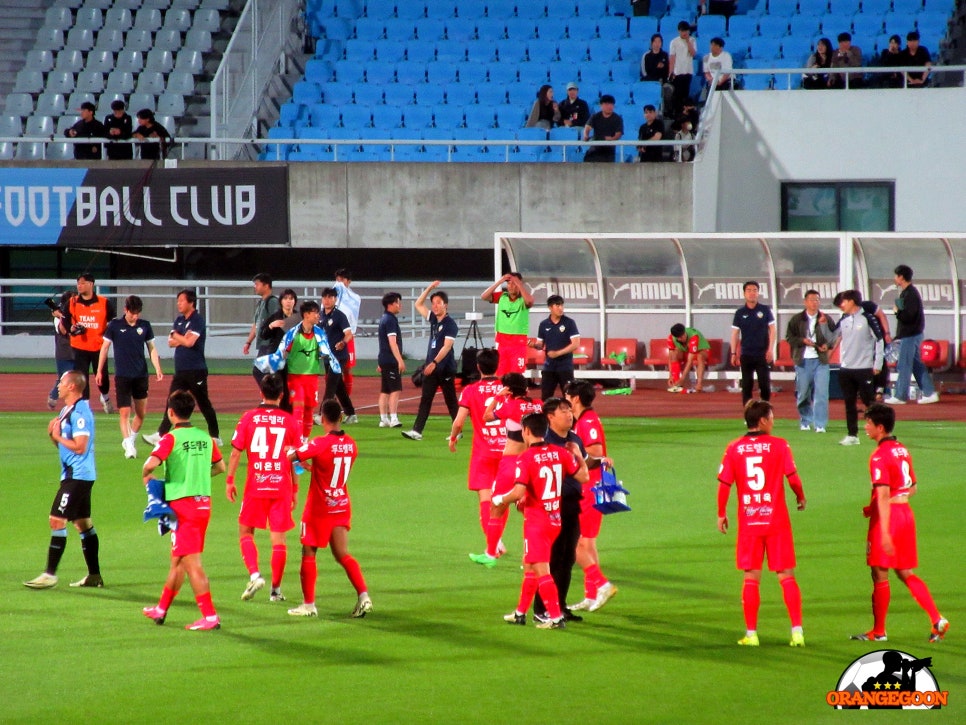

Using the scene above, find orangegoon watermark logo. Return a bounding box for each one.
[827,650,948,709]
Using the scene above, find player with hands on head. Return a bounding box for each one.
[717,399,806,647]
[481,273,534,376]
[225,373,302,604]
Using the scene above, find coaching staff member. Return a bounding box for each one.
[730,281,776,405]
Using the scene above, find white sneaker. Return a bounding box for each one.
[100,394,116,414]
[379,419,390,428]
[241,575,265,601]
[883,396,906,405]
[344,414,359,424]
[918,392,939,404]
[814,427,826,433]
[288,603,318,617]
[24,572,58,589]
[313,413,322,425]
[569,598,595,611]
[401,430,422,441]
[121,437,137,459]
[588,581,618,612]
[351,594,373,618]
[142,432,161,446]
[389,419,402,428]
[839,435,860,446]
[667,385,683,393]
[800,424,811,431]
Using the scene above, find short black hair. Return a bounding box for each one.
[77,272,95,283]
[670,323,686,337]
[430,289,448,305]
[744,399,772,429]
[521,412,549,439]
[834,289,862,306]
[382,292,401,309]
[711,37,725,47]
[838,31,852,42]
[335,268,351,280]
[259,373,285,401]
[300,300,320,316]
[677,20,691,31]
[110,100,126,111]
[502,372,528,397]
[743,281,759,291]
[476,348,499,375]
[168,390,196,420]
[865,402,896,433]
[906,30,920,41]
[565,380,596,407]
[178,289,197,306]
[124,295,143,314]
[252,272,272,286]
[321,287,338,298]
[280,288,298,301]
[547,294,564,307]
[136,108,155,121]
[643,104,657,113]
[542,397,572,416]
[320,398,343,424]
[894,264,913,282]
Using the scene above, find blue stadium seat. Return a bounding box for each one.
[318,18,354,40]
[427,61,458,84]
[916,11,950,37]
[345,41,376,62]
[748,35,783,59]
[394,61,426,84]
[487,64,519,84]
[781,36,813,64]
[486,0,515,17]
[821,14,854,36]
[861,0,892,14]
[515,3,547,20]
[537,16,568,40]
[458,62,488,84]
[377,41,407,62]
[476,84,508,105]
[557,39,589,62]
[586,38,619,62]
[789,14,822,39]
[505,83,534,106]
[757,14,791,38]
[628,16,659,39]
[629,81,662,107]
[362,2,394,19]
[443,84,476,105]
[263,127,295,160]
[401,105,434,128]
[384,85,416,106]
[413,84,445,105]
[578,64,611,86]
[435,40,466,61]
[766,0,798,16]
[827,0,860,14]
[564,22,598,42]
[464,105,496,128]
[444,17,477,41]
[384,19,416,41]
[497,39,528,62]
[475,18,506,40]
[340,104,372,127]
[404,42,436,63]
[395,3,427,20]
[354,18,385,41]
[921,0,951,10]
[726,15,757,38]
[432,106,464,128]
[740,59,774,89]
[335,60,366,83]
[354,84,384,105]
[892,0,924,12]
[527,39,559,62]
[278,102,303,126]
[883,12,916,36]
[424,0,456,17]
[697,15,727,39]
[465,41,496,63]
[414,17,446,41]
[576,0,608,17]
[495,105,525,128]
[518,64,551,86]
[852,14,885,38]
[505,18,537,39]
[371,105,403,128]
[364,61,396,84]
[320,82,354,105]
[597,15,628,40]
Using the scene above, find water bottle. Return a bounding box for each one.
[909,381,920,401]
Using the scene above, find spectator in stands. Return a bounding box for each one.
[803,38,834,90]
[582,95,624,163]
[877,34,905,88]
[901,31,932,88]
[830,32,863,89]
[104,100,133,161]
[558,82,590,129]
[65,102,106,161]
[132,109,172,160]
[700,0,736,17]
[641,34,670,83]
[702,37,733,92]
[526,84,560,130]
[636,105,664,163]
[669,21,698,116]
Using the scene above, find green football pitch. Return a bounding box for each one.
[1,412,962,724]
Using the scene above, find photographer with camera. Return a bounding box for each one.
[64,273,116,412]
[46,290,76,410]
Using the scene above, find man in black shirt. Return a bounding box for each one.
[133,108,172,160]
[637,104,664,162]
[558,82,589,129]
[65,102,105,160]
[104,100,133,160]
[582,94,624,162]
[900,31,931,87]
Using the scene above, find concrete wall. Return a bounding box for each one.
[695,87,966,232]
[286,162,695,248]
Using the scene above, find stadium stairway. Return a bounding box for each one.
[0,0,46,102]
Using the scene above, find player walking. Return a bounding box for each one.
[141,390,226,630]
[288,399,372,618]
[226,374,302,603]
[850,403,949,643]
[25,371,104,589]
[717,399,807,647]
[498,413,588,629]
[448,349,506,551]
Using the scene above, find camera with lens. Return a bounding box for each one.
[69,323,87,337]
[43,296,61,311]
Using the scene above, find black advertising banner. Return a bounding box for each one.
[0,166,289,246]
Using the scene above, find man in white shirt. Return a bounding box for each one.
[668,20,697,115]
[703,37,734,90]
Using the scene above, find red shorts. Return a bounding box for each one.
[523,517,560,564]
[867,503,918,569]
[468,453,500,492]
[239,495,295,533]
[300,513,351,549]
[346,338,356,368]
[169,496,211,557]
[579,483,603,538]
[495,333,527,375]
[492,455,521,497]
[287,373,319,410]
[736,526,796,572]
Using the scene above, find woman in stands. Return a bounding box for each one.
[803,38,833,90]
[878,35,904,88]
[526,84,560,130]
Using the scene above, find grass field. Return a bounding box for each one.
[1,412,962,724]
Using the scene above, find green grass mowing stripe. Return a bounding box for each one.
[0,414,962,723]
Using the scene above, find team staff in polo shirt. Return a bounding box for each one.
[530,295,581,401]
[730,281,776,405]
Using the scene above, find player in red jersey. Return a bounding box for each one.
[469,373,544,566]
[497,412,589,629]
[565,381,617,613]
[287,399,371,618]
[448,349,506,545]
[850,403,948,643]
[481,273,534,376]
[718,399,807,647]
[225,374,302,604]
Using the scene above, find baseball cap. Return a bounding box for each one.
[79,101,96,112]
[566,82,578,90]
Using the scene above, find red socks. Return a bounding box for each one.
[583,564,605,599]
[300,554,317,605]
[196,591,217,618]
[271,545,286,589]
[339,555,367,595]
[240,534,258,575]
[780,576,803,628]
[872,580,890,635]
[158,586,176,612]
[484,509,509,558]
[516,571,538,613]
[478,501,490,535]
[537,575,562,620]
[904,575,940,623]
[742,579,760,631]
